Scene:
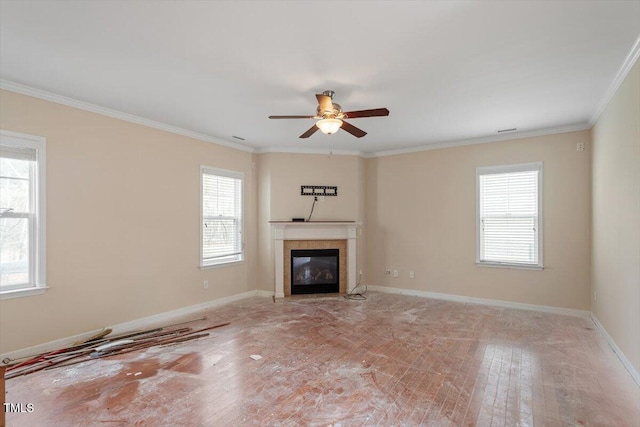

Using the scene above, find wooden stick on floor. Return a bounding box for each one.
[2,315,208,367]
[5,322,231,379]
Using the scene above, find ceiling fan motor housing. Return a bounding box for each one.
[322,90,335,99]
[317,103,343,118]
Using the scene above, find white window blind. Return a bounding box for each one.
[0,130,47,299]
[201,166,243,267]
[477,162,543,268]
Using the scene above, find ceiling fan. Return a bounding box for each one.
[268,90,390,138]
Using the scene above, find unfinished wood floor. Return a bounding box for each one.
[5,292,640,426]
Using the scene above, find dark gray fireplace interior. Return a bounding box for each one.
[291,249,339,294]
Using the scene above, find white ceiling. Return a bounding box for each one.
[1,1,639,155]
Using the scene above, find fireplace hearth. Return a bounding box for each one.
[291,249,339,294]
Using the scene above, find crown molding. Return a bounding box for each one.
[0,79,256,153]
[589,34,640,126]
[254,146,364,157]
[0,76,610,160]
[364,123,591,158]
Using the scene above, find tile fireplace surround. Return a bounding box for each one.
[270,222,359,298]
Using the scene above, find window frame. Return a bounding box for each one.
[199,165,244,269]
[475,161,544,270]
[0,129,47,299]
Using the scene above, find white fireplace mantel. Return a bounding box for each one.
[271,221,360,298]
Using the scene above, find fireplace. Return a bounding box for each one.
[271,221,359,298]
[291,249,339,294]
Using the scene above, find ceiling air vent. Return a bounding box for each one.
[497,128,517,133]
[232,135,246,141]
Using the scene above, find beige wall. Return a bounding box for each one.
[255,153,365,292]
[258,153,364,221]
[4,66,635,364]
[365,130,592,310]
[592,60,640,375]
[0,90,258,353]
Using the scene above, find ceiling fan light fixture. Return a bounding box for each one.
[268,91,388,138]
[316,118,343,135]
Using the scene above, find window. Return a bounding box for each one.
[200,166,243,268]
[0,130,47,298]
[476,162,543,269]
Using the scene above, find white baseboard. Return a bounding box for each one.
[1,290,270,364]
[590,313,640,386]
[366,285,591,317]
[255,289,275,298]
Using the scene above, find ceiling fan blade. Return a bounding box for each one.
[299,125,320,138]
[316,94,333,115]
[343,108,390,119]
[269,115,316,119]
[341,120,367,138]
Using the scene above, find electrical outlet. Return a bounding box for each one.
[385,269,391,276]
[577,142,584,151]
[409,271,415,279]
[393,270,399,278]
[203,280,209,289]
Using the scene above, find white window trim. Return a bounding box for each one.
[475,161,544,270]
[0,129,48,299]
[199,165,244,269]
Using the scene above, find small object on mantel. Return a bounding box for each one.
[291,218,305,222]
[249,354,262,361]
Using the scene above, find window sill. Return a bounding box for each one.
[0,285,49,300]
[199,260,244,270]
[476,262,544,271]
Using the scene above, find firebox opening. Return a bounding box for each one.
[291,249,339,294]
